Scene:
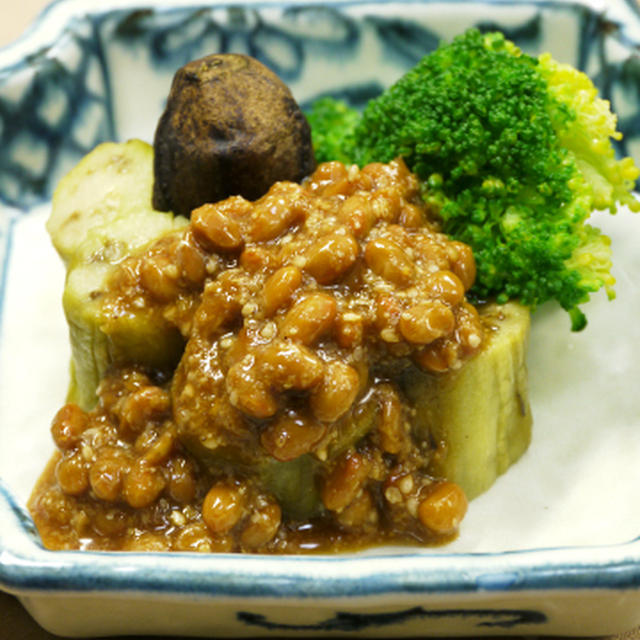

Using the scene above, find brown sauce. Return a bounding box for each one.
[29,159,482,552]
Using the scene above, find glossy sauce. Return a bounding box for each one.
[30,159,480,552]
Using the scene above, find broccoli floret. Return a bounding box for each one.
[306,97,359,165]
[309,29,639,330]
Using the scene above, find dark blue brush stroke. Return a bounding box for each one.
[237,606,547,632]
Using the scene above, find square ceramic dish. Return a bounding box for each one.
[1,0,640,637]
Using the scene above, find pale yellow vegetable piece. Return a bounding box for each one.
[406,302,532,499]
[47,140,188,409]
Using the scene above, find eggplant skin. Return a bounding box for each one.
[404,302,532,500]
[152,54,316,217]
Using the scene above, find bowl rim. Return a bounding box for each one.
[0,0,630,65]
[2,480,640,598]
[1,0,640,601]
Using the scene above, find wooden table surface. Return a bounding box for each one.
[1,1,639,638]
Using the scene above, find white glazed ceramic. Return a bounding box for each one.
[1,0,640,637]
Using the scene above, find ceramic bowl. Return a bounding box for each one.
[1,0,640,637]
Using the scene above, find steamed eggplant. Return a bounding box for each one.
[48,140,187,409]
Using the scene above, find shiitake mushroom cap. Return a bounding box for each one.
[152,53,316,217]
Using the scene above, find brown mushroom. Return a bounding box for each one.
[152,53,316,217]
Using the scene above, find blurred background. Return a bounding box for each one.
[1,0,51,47]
